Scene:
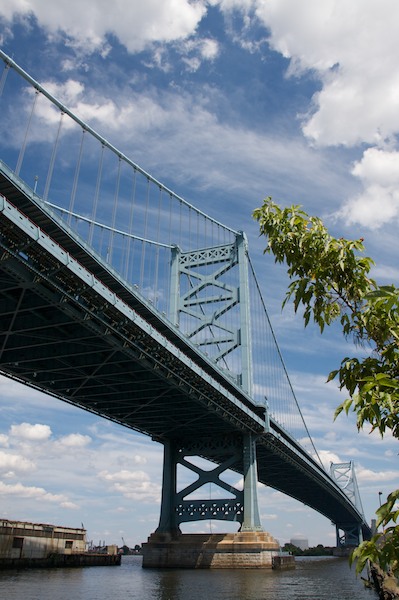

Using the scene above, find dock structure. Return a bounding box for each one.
[0,519,121,569]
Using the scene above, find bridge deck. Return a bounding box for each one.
[0,167,370,537]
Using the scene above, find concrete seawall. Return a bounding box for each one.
[0,553,121,569]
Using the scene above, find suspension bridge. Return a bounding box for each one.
[0,50,371,566]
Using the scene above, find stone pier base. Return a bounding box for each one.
[142,531,284,569]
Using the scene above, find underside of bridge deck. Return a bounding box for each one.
[0,170,370,540]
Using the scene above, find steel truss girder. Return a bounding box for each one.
[330,461,364,515]
[170,232,253,395]
[156,433,262,534]
[0,196,265,440]
[0,188,372,540]
[331,462,365,546]
[335,522,363,547]
[170,244,239,353]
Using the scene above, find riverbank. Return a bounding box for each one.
[369,563,399,600]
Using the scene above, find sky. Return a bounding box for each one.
[0,0,398,549]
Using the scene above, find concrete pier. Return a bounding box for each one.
[142,531,284,569]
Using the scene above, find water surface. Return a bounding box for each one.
[0,554,376,600]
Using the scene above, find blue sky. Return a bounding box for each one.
[1,0,399,549]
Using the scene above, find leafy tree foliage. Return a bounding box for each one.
[282,543,333,556]
[253,198,399,575]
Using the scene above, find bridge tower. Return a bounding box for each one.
[142,233,280,568]
[330,462,365,547]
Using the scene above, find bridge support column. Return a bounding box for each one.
[241,432,263,531]
[155,439,180,538]
[142,434,281,568]
[331,462,366,549]
[335,523,363,548]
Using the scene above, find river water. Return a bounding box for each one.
[0,555,377,600]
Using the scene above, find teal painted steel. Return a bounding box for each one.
[241,433,263,531]
[0,185,371,542]
[237,232,253,397]
[156,436,246,533]
[331,462,366,546]
[0,49,372,544]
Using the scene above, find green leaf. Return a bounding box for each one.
[326,369,339,383]
[254,198,399,572]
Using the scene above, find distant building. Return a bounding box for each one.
[290,537,309,550]
[91,544,119,556]
[0,519,86,560]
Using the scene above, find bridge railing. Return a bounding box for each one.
[0,50,321,463]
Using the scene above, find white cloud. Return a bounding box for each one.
[200,38,219,60]
[98,469,161,503]
[318,449,342,470]
[41,80,85,109]
[337,148,399,228]
[0,0,208,54]
[243,0,399,229]
[180,37,220,71]
[351,148,399,188]
[250,0,399,146]
[10,422,52,441]
[260,512,278,521]
[14,74,343,222]
[132,455,148,465]
[57,433,91,448]
[181,56,202,72]
[7,0,397,189]
[339,184,399,230]
[24,78,169,141]
[0,450,35,473]
[60,501,79,509]
[0,434,9,447]
[357,467,399,484]
[0,480,77,506]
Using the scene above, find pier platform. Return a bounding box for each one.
[142,531,293,569]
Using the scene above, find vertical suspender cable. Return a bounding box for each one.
[99,226,105,257]
[188,205,192,251]
[108,155,122,265]
[178,199,183,248]
[43,111,64,202]
[168,193,173,247]
[124,167,137,281]
[196,208,200,250]
[139,177,150,289]
[248,256,323,467]
[0,62,10,97]
[68,128,86,226]
[153,186,162,309]
[89,143,105,247]
[15,89,39,176]
[166,193,174,318]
